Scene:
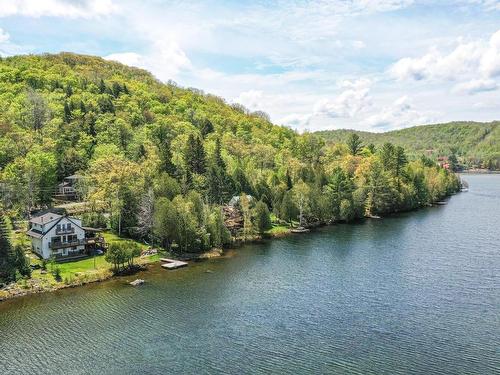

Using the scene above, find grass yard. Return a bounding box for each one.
[266,224,291,236]
[102,231,150,251]
[19,231,161,287]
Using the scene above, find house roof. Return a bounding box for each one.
[65,174,82,180]
[27,215,84,239]
[26,229,43,239]
[30,212,62,225]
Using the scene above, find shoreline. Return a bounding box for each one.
[0,191,460,302]
[459,169,500,174]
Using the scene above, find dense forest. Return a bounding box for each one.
[316,122,500,170]
[0,53,460,280]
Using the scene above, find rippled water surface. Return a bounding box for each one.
[1,174,499,374]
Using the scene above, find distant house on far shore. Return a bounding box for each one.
[26,211,105,260]
[55,174,82,201]
[437,156,450,170]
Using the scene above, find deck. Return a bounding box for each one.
[160,258,188,270]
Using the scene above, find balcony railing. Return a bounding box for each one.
[50,239,86,249]
[55,227,75,235]
[50,236,105,249]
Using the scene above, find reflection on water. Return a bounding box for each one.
[1,174,499,375]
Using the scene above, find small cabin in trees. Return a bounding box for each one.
[55,174,82,201]
[26,211,105,260]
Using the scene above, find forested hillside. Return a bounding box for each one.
[0,53,459,279]
[316,122,500,170]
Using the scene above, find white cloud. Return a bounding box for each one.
[390,42,484,81]
[313,78,373,118]
[453,79,498,94]
[105,40,191,81]
[480,29,500,78]
[0,0,117,19]
[232,90,264,110]
[0,27,26,57]
[279,113,313,130]
[390,29,500,88]
[104,52,141,66]
[366,96,433,130]
[0,28,9,43]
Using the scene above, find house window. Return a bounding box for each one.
[56,224,61,232]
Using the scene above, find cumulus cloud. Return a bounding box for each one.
[275,79,374,129]
[453,79,498,94]
[313,79,373,118]
[0,0,117,19]
[390,42,484,81]
[105,41,191,81]
[232,90,264,111]
[366,96,433,130]
[390,29,500,96]
[279,113,313,130]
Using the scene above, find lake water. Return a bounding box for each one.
[1,174,499,374]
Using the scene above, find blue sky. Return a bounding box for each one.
[0,0,499,132]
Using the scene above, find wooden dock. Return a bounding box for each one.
[160,258,188,270]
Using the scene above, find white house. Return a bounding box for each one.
[26,212,92,260]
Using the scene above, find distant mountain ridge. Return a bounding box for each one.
[315,121,500,170]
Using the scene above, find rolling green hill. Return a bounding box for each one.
[316,122,500,170]
[0,53,459,275]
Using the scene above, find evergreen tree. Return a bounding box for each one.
[79,100,87,115]
[112,82,123,98]
[347,133,363,156]
[97,96,114,113]
[200,118,214,138]
[394,146,408,191]
[0,213,14,282]
[380,142,396,171]
[448,152,458,171]
[99,79,106,94]
[253,200,272,234]
[185,134,206,174]
[152,124,176,176]
[206,138,232,203]
[364,161,393,216]
[13,244,31,278]
[367,143,376,154]
[286,169,293,190]
[232,165,251,194]
[65,84,73,97]
[63,101,72,123]
[324,167,354,221]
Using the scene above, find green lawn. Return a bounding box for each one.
[102,232,150,250]
[266,224,291,236]
[23,232,161,286]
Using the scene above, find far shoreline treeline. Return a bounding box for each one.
[315,121,500,171]
[1,53,460,287]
